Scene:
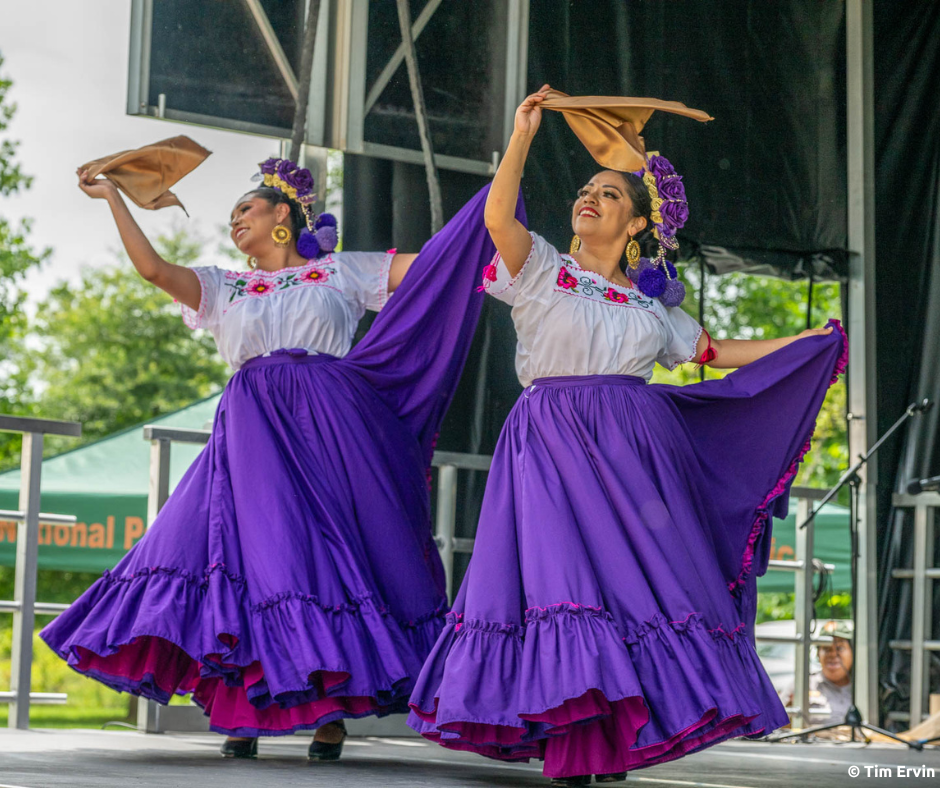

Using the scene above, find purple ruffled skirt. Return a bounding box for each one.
[41,185,525,736]
[408,322,847,777]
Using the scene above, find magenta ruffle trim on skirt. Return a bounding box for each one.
[409,605,776,777]
[54,563,446,736]
[728,319,848,594]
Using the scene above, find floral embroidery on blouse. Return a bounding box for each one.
[557,266,580,290]
[223,264,337,305]
[554,265,656,312]
[246,279,274,296]
[300,266,332,284]
[603,287,629,304]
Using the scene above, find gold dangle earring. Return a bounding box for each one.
[569,234,581,254]
[247,257,258,270]
[625,233,641,269]
[272,224,292,247]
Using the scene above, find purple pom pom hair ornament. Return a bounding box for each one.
[637,266,667,298]
[660,278,686,307]
[627,255,652,284]
[253,157,339,258]
[296,230,321,259]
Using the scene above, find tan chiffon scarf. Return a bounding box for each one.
[540,90,713,171]
[79,135,211,213]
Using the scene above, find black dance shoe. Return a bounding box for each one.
[596,774,628,783]
[549,777,591,787]
[308,720,347,762]
[220,737,258,759]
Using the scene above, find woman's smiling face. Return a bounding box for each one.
[229,193,289,256]
[571,170,645,245]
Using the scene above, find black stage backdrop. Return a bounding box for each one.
[343,1,939,722]
[523,0,847,280]
[873,2,940,724]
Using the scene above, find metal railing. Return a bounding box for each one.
[0,415,81,729]
[886,490,939,727]
[431,450,491,602]
[762,486,837,729]
[136,425,212,734]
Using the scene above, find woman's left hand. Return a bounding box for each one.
[797,325,834,339]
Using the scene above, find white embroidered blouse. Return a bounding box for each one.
[180,251,393,370]
[483,233,702,386]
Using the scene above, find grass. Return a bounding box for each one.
[1,623,132,729]
[0,704,130,729]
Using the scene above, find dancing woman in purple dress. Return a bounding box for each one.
[408,86,847,784]
[41,157,517,759]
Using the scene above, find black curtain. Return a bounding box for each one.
[873,1,940,726]
[525,0,847,279]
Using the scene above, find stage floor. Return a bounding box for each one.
[1,729,938,788]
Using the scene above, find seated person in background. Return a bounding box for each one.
[783,620,854,726]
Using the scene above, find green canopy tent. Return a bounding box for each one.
[756,502,851,593]
[0,394,221,572]
[1,392,850,592]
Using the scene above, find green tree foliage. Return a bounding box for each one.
[0,54,51,465]
[18,229,230,459]
[652,263,846,491]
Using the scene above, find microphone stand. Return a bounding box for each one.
[771,398,932,748]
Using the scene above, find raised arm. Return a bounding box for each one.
[78,169,201,311]
[387,86,550,292]
[484,85,551,275]
[700,325,835,369]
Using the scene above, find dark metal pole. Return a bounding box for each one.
[698,257,706,382]
[806,273,815,330]
[288,0,321,162]
[396,0,443,233]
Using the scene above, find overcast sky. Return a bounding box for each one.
[1,0,278,304]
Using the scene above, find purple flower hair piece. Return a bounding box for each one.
[254,158,340,253]
[638,267,667,298]
[657,176,686,202]
[625,153,689,305]
[276,159,294,180]
[659,200,690,233]
[649,155,677,177]
[642,154,690,239]
[284,167,314,195]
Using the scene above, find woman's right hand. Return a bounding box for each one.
[77,168,118,201]
[514,84,551,137]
